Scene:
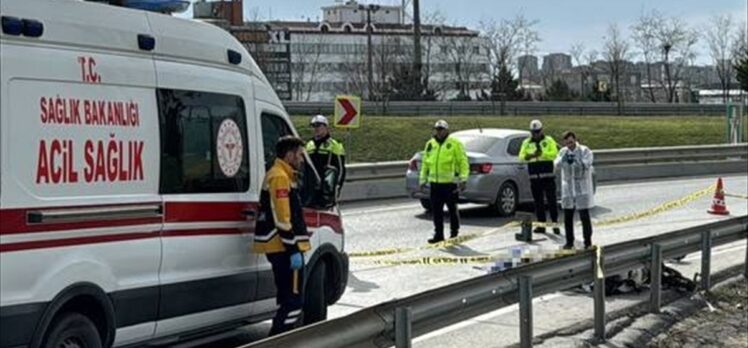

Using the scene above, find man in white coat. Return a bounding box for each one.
[555,131,595,249]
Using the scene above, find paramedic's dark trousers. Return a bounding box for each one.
[530,177,558,230]
[430,183,460,238]
[564,208,593,247]
[267,252,304,336]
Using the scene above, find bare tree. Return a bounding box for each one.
[570,42,589,97]
[603,23,631,114]
[631,10,662,102]
[440,35,483,99]
[480,15,538,81]
[656,16,699,103]
[291,34,329,101]
[706,14,736,103]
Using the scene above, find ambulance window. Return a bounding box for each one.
[158,89,250,194]
[260,113,292,170]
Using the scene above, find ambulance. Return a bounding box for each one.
[0,1,348,347]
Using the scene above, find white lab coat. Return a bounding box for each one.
[554,143,595,209]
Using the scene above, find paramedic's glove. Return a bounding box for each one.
[566,153,576,164]
[290,252,303,270]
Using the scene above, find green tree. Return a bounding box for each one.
[478,65,523,101]
[544,79,577,101]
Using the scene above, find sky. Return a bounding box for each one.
[180,0,747,65]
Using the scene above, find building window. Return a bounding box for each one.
[434,27,443,35]
[320,24,330,33]
[343,24,353,33]
[440,45,447,54]
[473,46,480,54]
[158,89,250,194]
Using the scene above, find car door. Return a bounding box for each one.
[506,136,532,202]
[153,64,260,337]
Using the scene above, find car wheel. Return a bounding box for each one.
[303,263,327,325]
[420,199,432,212]
[493,182,518,217]
[43,313,102,348]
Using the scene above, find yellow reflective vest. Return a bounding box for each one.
[419,136,469,185]
[254,159,311,254]
[518,135,558,162]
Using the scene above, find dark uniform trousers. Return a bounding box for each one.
[530,177,559,227]
[430,183,460,238]
[267,252,305,336]
[564,208,593,247]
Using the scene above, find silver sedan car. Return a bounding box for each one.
[406,128,554,216]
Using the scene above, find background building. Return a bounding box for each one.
[196,0,489,101]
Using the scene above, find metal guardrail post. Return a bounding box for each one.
[650,244,662,313]
[745,232,748,280]
[593,246,606,341]
[701,230,712,291]
[519,275,533,348]
[395,307,412,348]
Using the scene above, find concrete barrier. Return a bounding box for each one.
[337,144,748,202]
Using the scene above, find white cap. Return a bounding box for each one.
[529,119,543,131]
[310,114,329,126]
[434,120,449,129]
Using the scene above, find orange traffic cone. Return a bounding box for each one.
[707,178,730,215]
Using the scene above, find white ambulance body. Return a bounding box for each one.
[0,1,348,347]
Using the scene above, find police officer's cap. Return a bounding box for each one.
[310,114,329,126]
[529,119,543,131]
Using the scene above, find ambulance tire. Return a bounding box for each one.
[303,264,327,325]
[43,312,102,348]
[420,199,432,212]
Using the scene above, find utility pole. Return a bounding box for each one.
[361,4,380,100]
[412,0,422,98]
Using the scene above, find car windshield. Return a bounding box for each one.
[453,135,500,154]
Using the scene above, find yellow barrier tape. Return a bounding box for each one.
[594,184,714,227]
[349,185,714,259]
[369,248,581,266]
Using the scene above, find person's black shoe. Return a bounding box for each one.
[428,236,445,244]
[553,227,561,235]
[533,227,546,234]
[450,231,459,239]
[584,243,592,250]
[562,244,574,250]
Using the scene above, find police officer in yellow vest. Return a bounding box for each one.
[419,120,469,244]
[519,119,561,234]
[254,136,311,336]
[306,115,346,205]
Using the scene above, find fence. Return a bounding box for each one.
[243,216,748,348]
[284,101,728,116]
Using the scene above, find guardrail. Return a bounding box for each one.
[285,101,729,116]
[340,143,748,202]
[243,216,748,348]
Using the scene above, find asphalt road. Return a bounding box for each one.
[176,174,748,348]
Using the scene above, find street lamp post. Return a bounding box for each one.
[360,4,380,100]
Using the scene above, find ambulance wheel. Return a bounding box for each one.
[43,313,102,348]
[420,199,432,212]
[492,182,518,217]
[303,264,327,325]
